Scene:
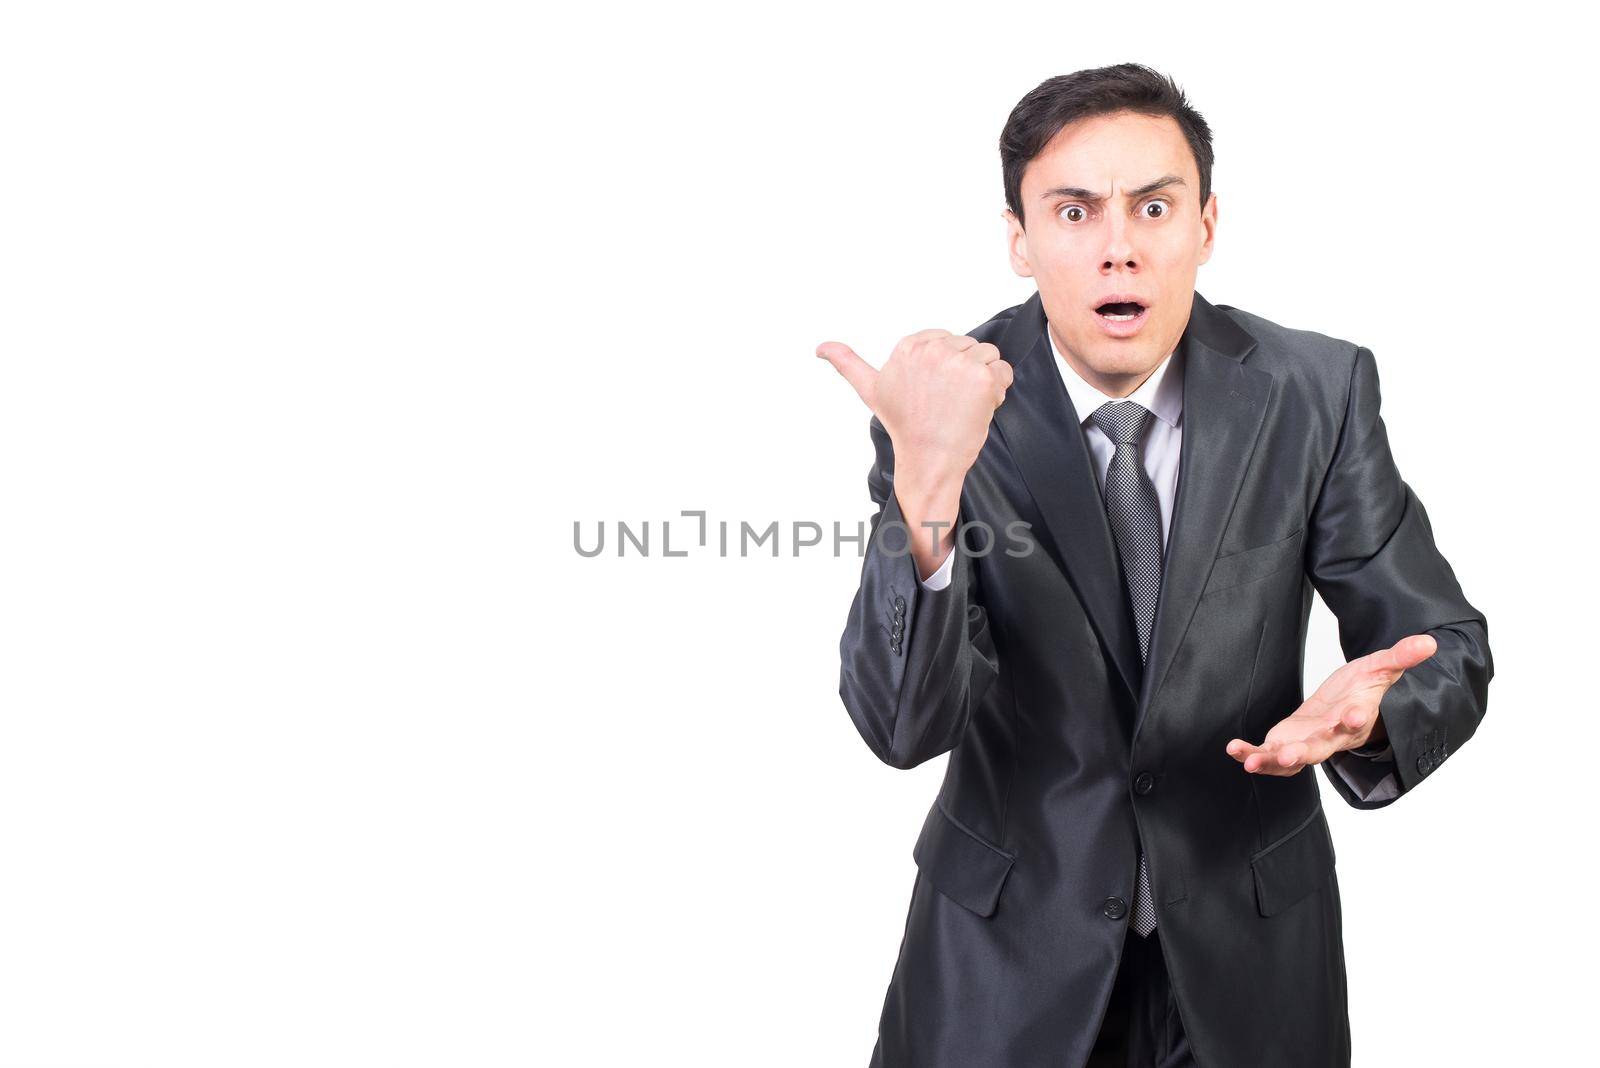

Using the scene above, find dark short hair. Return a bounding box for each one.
[999,64,1214,228]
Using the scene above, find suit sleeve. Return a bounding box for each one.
[1308,345,1495,810]
[1326,740,1400,805]
[836,414,999,769]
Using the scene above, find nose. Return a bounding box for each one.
[1100,212,1137,273]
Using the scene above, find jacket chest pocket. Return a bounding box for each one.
[1202,526,1305,599]
[912,799,1015,918]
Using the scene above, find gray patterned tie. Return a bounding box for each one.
[1089,400,1161,938]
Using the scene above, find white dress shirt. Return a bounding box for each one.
[917,325,1399,803]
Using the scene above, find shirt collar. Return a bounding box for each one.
[1047,323,1183,430]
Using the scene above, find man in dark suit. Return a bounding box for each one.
[816,64,1493,1067]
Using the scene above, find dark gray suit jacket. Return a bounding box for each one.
[835,289,1493,1067]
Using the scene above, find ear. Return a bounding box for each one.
[1197,192,1218,266]
[1003,208,1034,278]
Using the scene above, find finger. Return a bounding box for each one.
[1235,741,1273,772]
[970,341,1002,364]
[1246,742,1305,775]
[989,359,1014,392]
[1233,734,1311,774]
[815,341,880,410]
[1374,632,1438,673]
[978,353,1012,407]
[1245,749,1278,773]
[1252,743,1296,773]
[1275,739,1309,767]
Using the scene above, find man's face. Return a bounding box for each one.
[1005,110,1216,392]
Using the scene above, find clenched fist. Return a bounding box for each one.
[816,329,1013,580]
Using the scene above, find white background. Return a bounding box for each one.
[1,2,1592,1065]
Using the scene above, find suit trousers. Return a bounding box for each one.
[1086,926,1199,1068]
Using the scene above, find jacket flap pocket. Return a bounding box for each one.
[1203,526,1305,598]
[912,799,1015,918]
[1250,805,1336,917]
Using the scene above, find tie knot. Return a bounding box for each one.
[1089,400,1153,446]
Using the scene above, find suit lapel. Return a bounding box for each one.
[990,289,1271,725]
[1135,293,1271,733]
[993,294,1145,707]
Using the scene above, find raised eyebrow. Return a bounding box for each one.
[1042,175,1187,203]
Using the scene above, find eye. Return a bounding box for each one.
[1142,199,1168,219]
[1059,204,1088,223]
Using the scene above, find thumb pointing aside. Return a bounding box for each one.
[816,341,879,412]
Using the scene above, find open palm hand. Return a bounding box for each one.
[1225,633,1438,776]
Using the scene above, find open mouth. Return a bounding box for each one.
[1091,298,1151,337]
[1095,300,1147,322]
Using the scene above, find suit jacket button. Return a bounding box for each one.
[1134,772,1156,795]
[1102,896,1127,920]
[1416,753,1432,774]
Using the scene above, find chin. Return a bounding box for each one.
[1089,347,1155,374]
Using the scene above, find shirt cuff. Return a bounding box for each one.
[919,546,956,591]
[1327,747,1401,804]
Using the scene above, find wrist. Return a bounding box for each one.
[893,457,967,508]
[891,473,962,584]
[1366,710,1389,746]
